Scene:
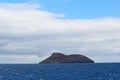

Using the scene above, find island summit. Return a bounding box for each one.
[40,53,94,63]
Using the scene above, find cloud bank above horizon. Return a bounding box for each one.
[0,2,120,63]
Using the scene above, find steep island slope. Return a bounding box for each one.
[40,53,94,63]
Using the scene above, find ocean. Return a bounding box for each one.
[0,63,120,80]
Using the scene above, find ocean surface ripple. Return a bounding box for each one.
[0,63,120,80]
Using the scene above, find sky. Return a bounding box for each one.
[0,0,120,63]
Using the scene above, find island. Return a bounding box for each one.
[40,52,94,63]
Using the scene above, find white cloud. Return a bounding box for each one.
[0,54,47,64]
[0,2,120,63]
[0,2,40,10]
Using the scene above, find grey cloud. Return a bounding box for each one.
[0,3,120,63]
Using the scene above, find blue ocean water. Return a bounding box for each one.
[0,63,120,80]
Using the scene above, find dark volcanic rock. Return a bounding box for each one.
[40,53,94,63]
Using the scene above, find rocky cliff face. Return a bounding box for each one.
[40,53,94,63]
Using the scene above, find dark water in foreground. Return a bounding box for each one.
[0,63,120,80]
